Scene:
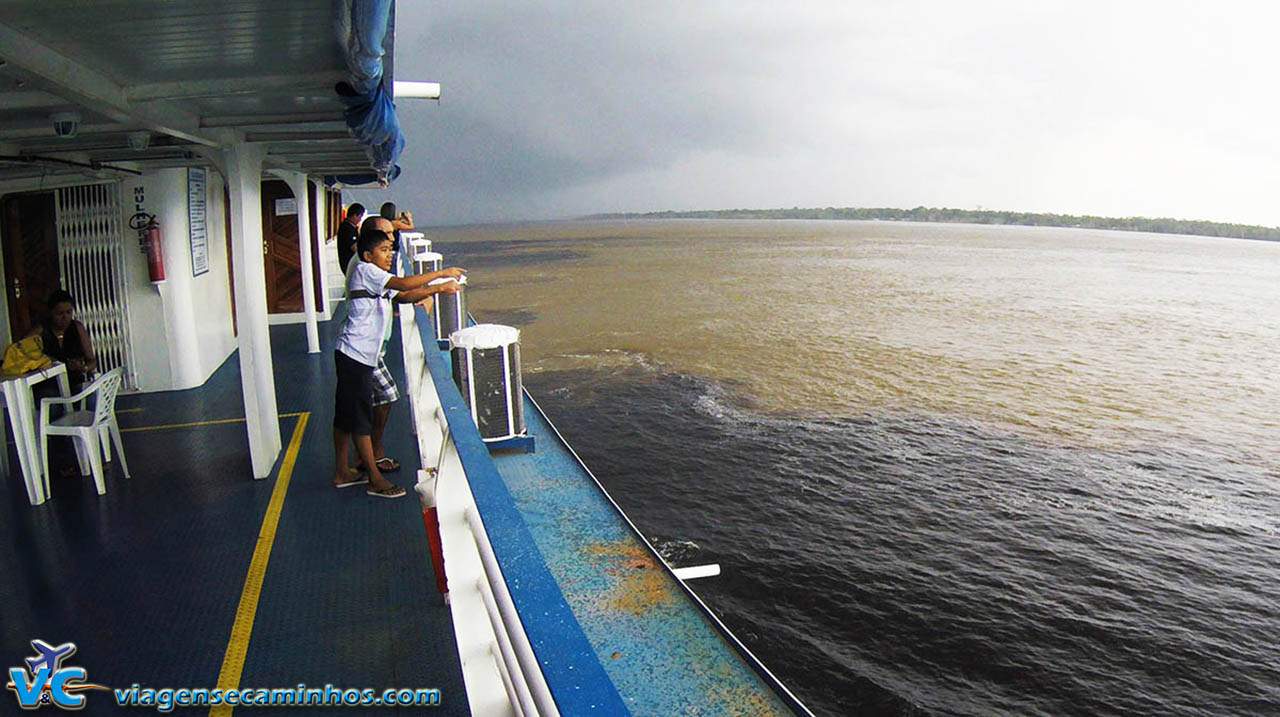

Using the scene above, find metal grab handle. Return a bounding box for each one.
[429,406,451,474]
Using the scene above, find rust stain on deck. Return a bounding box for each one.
[585,541,679,615]
[706,682,792,716]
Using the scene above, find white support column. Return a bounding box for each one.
[311,178,331,318]
[225,143,282,478]
[272,169,319,353]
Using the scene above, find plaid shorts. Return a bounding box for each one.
[371,357,400,406]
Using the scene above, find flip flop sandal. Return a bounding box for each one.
[367,484,406,499]
[334,471,369,488]
[375,457,401,473]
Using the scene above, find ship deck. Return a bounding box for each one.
[2,309,808,715]
[0,321,469,716]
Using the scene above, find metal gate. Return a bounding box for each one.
[54,183,137,390]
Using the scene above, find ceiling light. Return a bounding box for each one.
[51,112,81,138]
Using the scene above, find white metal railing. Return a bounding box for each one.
[489,641,524,717]
[463,501,559,716]
[398,303,556,717]
[476,544,534,717]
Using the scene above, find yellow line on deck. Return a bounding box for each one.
[121,412,306,433]
[209,412,309,717]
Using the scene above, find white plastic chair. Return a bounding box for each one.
[39,367,130,495]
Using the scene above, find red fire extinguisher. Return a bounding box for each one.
[129,212,165,283]
[416,473,449,599]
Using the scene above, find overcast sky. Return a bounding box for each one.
[353,1,1280,227]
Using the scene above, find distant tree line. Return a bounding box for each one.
[587,206,1280,242]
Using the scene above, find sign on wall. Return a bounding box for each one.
[188,168,208,276]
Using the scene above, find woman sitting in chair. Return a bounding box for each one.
[34,289,97,392]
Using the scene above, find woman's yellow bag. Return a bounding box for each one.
[1,334,51,375]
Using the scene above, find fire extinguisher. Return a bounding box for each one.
[129,212,165,283]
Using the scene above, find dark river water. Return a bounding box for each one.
[435,219,1280,716]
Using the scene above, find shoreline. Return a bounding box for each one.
[582,207,1280,242]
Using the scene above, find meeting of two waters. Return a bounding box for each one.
[437,219,1278,716]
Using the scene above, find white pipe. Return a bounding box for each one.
[393,80,441,99]
[287,172,320,354]
[465,348,477,425]
[501,345,515,438]
[490,643,526,717]
[672,563,722,581]
[478,577,537,717]
[465,507,560,717]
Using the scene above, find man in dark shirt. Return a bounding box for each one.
[336,202,365,272]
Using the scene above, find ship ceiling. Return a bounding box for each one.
[0,0,389,182]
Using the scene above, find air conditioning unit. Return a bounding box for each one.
[432,275,465,343]
[412,250,442,276]
[450,324,525,442]
[402,231,430,253]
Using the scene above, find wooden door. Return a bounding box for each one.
[306,181,323,305]
[260,180,303,313]
[328,188,342,237]
[1,192,61,339]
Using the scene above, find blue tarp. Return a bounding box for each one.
[333,0,404,185]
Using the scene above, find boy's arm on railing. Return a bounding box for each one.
[385,266,465,292]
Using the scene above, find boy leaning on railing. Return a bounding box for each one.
[331,222,463,499]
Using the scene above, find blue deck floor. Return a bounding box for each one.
[0,320,468,715]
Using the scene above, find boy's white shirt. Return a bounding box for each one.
[335,259,398,367]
